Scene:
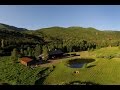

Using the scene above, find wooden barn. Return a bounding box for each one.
[20,57,35,66]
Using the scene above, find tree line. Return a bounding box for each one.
[1,26,120,61]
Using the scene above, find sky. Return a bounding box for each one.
[0,5,120,30]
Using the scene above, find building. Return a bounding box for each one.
[38,49,64,60]
[48,49,64,59]
[20,57,34,66]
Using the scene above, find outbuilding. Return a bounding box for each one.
[20,57,34,66]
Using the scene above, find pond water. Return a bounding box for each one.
[68,58,95,68]
[69,62,86,68]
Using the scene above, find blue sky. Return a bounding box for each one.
[0,5,120,30]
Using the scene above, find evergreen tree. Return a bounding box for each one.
[1,39,4,48]
[42,45,49,61]
[11,48,18,62]
[20,48,24,55]
[34,44,42,58]
[20,48,24,57]
[27,47,32,56]
[24,50,27,56]
[31,50,35,57]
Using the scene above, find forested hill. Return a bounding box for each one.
[1,23,120,54]
[35,26,120,41]
[33,26,120,49]
[0,23,44,44]
[0,23,28,32]
[0,23,44,56]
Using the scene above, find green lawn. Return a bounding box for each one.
[43,47,120,85]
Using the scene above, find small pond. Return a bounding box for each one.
[67,58,95,68]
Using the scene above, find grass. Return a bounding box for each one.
[1,46,120,85]
[0,56,51,85]
[43,46,120,85]
[91,47,120,58]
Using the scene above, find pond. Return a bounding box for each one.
[67,58,95,68]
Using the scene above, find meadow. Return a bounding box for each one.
[42,47,120,85]
[1,46,120,85]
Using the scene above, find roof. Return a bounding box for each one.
[49,49,64,55]
[20,57,33,63]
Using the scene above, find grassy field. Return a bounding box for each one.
[43,47,120,85]
[1,47,120,85]
[0,56,54,85]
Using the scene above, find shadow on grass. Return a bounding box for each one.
[87,65,96,68]
[35,76,47,85]
[65,81,99,85]
[0,83,10,85]
[41,60,51,64]
[35,66,55,85]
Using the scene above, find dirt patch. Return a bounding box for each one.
[38,60,61,67]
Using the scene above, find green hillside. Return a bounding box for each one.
[29,26,120,53]
[1,23,120,56]
[0,23,28,32]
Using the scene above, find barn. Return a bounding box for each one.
[20,57,35,66]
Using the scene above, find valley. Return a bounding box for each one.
[0,23,120,85]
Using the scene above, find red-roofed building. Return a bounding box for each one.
[20,57,34,66]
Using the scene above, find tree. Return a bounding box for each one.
[1,39,4,48]
[11,48,18,62]
[34,44,42,58]
[24,50,27,56]
[42,45,49,61]
[20,48,24,57]
[31,50,35,57]
[27,47,32,56]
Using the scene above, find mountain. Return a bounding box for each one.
[0,23,28,32]
[1,23,120,53]
[0,23,44,51]
[32,26,120,51]
[34,26,104,41]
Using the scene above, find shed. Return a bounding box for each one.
[20,57,34,66]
